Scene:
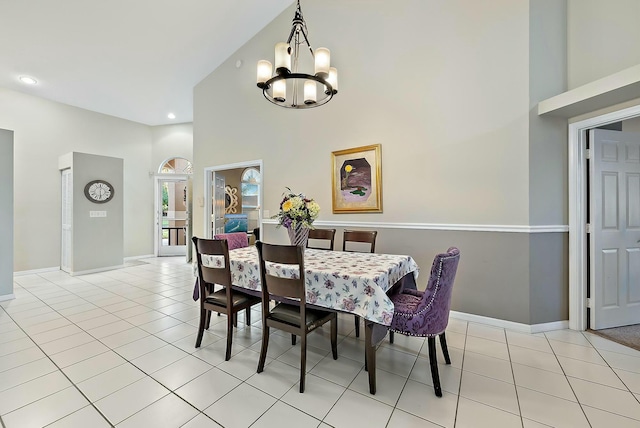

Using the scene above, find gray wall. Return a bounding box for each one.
[0,129,13,298]
[193,0,567,325]
[66,152,124,273]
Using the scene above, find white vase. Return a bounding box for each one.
[287,224,309,247]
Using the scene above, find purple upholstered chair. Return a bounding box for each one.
[213,232,248,250]
[388,247,460,397]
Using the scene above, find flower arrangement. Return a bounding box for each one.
[272,188,320,229]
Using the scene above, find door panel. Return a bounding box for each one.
[213,174,225,237]
[590,129,640,329]
[157,176,189,257]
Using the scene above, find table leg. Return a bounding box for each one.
[364,321,376,394]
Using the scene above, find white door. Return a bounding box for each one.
[61,169,72,272]
[213,173,225,237]
[590,129,640,329]
[156,176,189,256]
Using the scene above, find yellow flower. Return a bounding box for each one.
[345,164,353,173]
[282,200,293,211]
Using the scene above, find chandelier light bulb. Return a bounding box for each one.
[256,60,273,87]
[304,80,317,104]
[275,42,291,75]
[273,80,286,102]
[325,67,338,95]
[314,48,330,78]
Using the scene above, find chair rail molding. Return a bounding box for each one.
[262,219,568,233]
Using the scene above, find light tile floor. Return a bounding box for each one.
[2,257,640,427]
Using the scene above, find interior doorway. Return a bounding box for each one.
[204,160,262,241]
[568,104,640,330]
[588,129,640,329]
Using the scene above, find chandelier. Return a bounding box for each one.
[256,0,338,109]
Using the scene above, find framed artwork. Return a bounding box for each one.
[331,144,382,213]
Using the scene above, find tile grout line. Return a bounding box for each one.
[1,285,115,427]
[503,329,526,428]
[543,331,593,428]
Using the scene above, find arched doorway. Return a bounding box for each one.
[155,157,192,258]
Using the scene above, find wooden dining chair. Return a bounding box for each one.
[306,228,336,250]
[256,241,338,393]
[192,236,261,360]
[342,229,378,337]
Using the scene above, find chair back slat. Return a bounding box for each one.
[256,242,306,303]
[263,275,304,299]
[343,230,377,253]
[193,237,232,298]
[307,228,336,250]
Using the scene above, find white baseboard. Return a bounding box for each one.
[13,266,61,276]
[124,254,155,262]
[0,293,15,302]
[69,264,125,276]
[450,311,570,333]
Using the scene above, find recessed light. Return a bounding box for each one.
[167,113,176,119]
[19,76,38,85]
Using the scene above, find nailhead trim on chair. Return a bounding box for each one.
[392,253,458,319]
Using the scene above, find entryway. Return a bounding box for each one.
[569,105,640,331]
[155,158,192,258]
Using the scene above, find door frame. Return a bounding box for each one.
[203,159,263,239]
[154,174,190,256]
[568,103,640,330]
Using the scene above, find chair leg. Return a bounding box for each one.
[246,307,251,325]
[291,334,297,346]
[233,313,238,328]
[205,310,212,330]
[331,317,338,360]
[354,315,360,337]
[389,331,394,344]
[299,334,307,393]
[225,312,234,361]
[428,337,442,397]
[439,332,451,365]
[195,308,207,348]
[257,326,269,373]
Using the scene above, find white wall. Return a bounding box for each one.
[568,0,640,89]
[0,88,155,271]
[151,123,193,172]
[194,0,532,231]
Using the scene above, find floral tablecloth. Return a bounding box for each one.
[198,246,419,326]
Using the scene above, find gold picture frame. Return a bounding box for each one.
[331,144,382,213]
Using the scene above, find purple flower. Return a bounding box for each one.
[324,279,335,289]
[381,311,392,324]
[342,298,356,312]
[307,291,317,304]
[364,285,375,296]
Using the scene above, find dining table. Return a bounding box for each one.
[196,245,420,394]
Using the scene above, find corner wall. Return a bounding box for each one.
[0,129,13,299]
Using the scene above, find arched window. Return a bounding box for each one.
[159,157,192,174]
[241,167,260,209]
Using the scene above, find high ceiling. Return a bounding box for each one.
[0,0,294,125]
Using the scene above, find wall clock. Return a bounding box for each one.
[84,179,114,203]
